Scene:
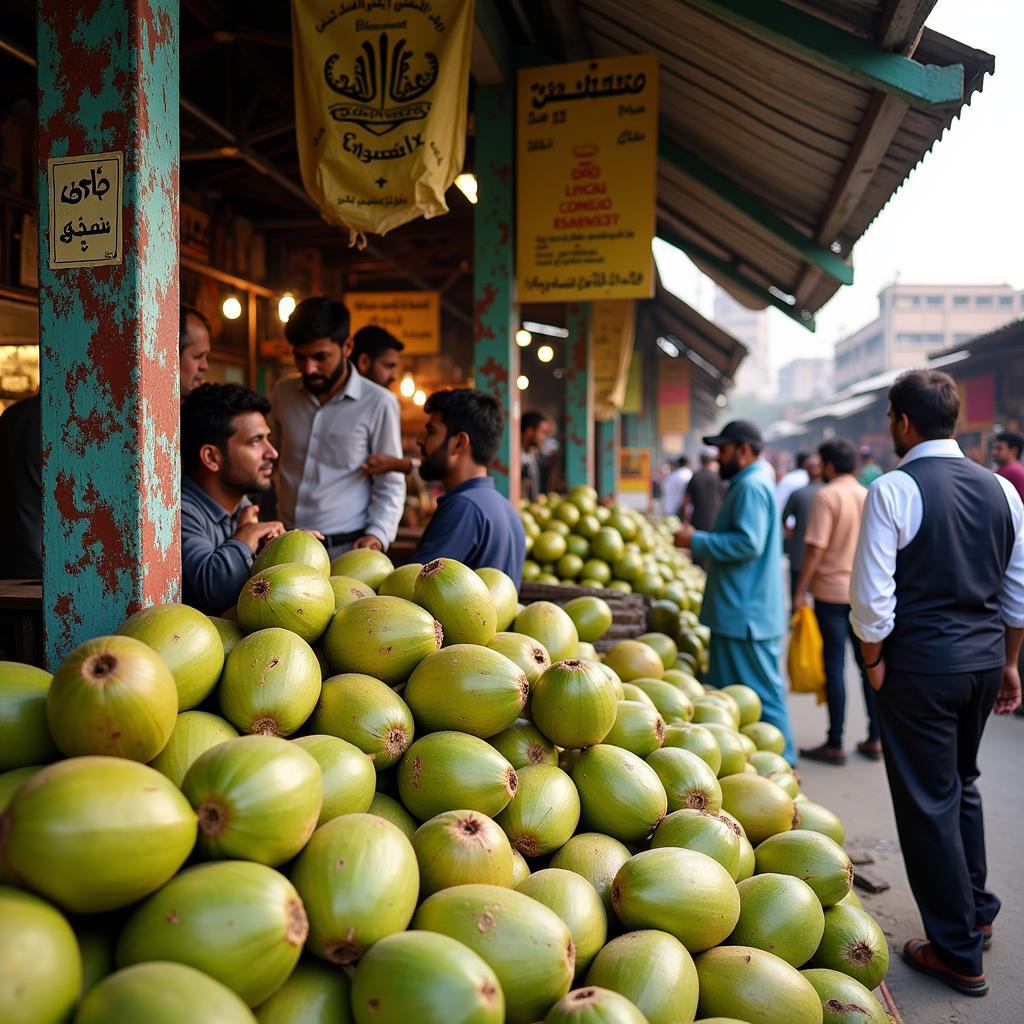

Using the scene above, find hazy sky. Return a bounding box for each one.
[654,0,1024,375]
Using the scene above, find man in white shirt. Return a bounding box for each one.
[271,296,406,556]
[850,369,1023,997]
[662,455,692,517]
[774,452,809,516]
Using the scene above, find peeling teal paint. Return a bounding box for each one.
[597,418,618,501]
[563,303,593,490]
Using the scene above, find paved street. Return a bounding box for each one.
[788,663,1023,1023]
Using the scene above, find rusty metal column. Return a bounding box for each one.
[596,417,619,501]
[563,302,593,490]
[37,1,180,664]
[473,84,520,502]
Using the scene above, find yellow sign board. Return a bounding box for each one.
[346,291,440,354]
[516,54,658,302]
[47,151,123,269]
[619,448,651,511]
[591,299,636,420]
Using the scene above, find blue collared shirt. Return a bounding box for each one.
[691,460,784,641]
[181,476,254,614]
[413,477,527,586]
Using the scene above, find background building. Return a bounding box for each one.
[778,356,833,403]
[713,287,771,398]
[833,282,1022,390]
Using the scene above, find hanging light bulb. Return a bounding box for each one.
[222,295,243,320]
[413,389,427,406]
[537,344,554,363]
[517,374,530,390]
[454,173,478,204]
[515,329,532,348]
[400,374,416,398]
[277,293,297,322]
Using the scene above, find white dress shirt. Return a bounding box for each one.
[271,368,406,546]
[850,439,1024,643]
[662,466,693,516]
[775,467,809,520]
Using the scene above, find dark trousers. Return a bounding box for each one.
[876,666,1001,977]
[789,567,801,610]
[814,599,879,747]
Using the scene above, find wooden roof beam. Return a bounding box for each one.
[682,0,963,106]
[658,136,854,286]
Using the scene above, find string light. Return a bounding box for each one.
[515,329,532,348]
[277,293,296,322]
[537,344,554,363]
[413,389,427,406]
[517,375,530,390]
[454,173,478,204]
[400,374,416,398]
[222,296,242,320]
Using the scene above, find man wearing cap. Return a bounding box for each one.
[857,446,882,487]
[676,420,796,764]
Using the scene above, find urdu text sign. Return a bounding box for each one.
[346,291,441,354]
[517,54,658,303]
[48,152,123,269]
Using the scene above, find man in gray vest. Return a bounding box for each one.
[850,369,1023,997]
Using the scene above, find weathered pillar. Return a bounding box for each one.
[563,302,593,490]
[473,84,520,502]
[596,417,619,501]
[37,1,180,664]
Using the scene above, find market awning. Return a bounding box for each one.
[798,392,878,423]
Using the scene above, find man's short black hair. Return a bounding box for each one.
[425,388,505,466]
[675,455,689,468]
[181,383,270,475]
[284,296,350,347]
[180,305,211,355]
[521,410,549,433]
[818,438,857,476]
[995,430,1024,459]
[888,369,960,440]
[795,452,809,470]
[352,325,404,362]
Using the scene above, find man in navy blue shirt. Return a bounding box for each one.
[413,389,526,585]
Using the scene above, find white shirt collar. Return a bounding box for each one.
[899,438,964,466]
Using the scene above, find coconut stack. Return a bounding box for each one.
[0,496,893,1024]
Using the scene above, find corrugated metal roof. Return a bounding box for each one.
[573,0,993,322]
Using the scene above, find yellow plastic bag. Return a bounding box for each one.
[788,605,826,703]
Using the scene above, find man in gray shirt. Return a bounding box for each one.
[782,452,823,607]
[272,297,406,556]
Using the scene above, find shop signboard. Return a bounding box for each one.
[346,290,440,354]
[591,299,636,419]
[619,447,651,511]
[47,151,123,269]
[291,0,474,240]
[517,53,658,303]
[657,355,691,434]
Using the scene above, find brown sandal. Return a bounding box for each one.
[902,939,988,996]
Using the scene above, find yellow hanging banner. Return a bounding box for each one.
[591,299,636,420]
[517,54,659,303]
[291,0,474,239]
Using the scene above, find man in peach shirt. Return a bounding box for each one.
[793,437,880,764]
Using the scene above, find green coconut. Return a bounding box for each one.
[564,597,614,643]
[329,575,375,610]
[75,962,257,1024]
[329,549,394,590]
[477,567,520,632]
[405,645,528,738]
[662,723,722,776]
[571,745,667,842]
[116,861,308,1006]
[728,873,825,968]
[74,918,117,998]
[627,678,694,724]
[309,673,414,771]
[291,813,418,965]
[662,669,705,702]
[721,684,763,726]
[254,959,353,1024]
[209,616,244,659]
[651,809,742,880]
[585,930,699,1024]
[703,725,749,777]
[596,663,626,700]
[637,632,678,670]
[834,889,863,911]
[741,722,786,755]
[603,641,664,682]
[748,751,791,778]
[720,774,796,845]
[702,690,742,726]
[754,832,854,907]
[219,627,322,736]
[398,731,518,821]
[0,885,81,1024]
[691,700,736,728]
[412,809,515,896]
[531,660,618,749]
[604,700,666,758]
[695,946,823,1024]
[414,558,498,646]
[238,563,335,643]
[620,684,658,709]
[413,883,575,1024]
[544,986,648,1024]
[323,597,442,684]
[646,747,723,813]
[793,800,846,847]
[518,869,608,976]
[489,718,559,769]
[0,756,195,913]
[513,602,580,662]
[377,563,423,602]
[812,905,890,990]
[367,792,418,838]
[0,766,38,814]
[801,968,892,1024]
[612,848,740,953]
[486,632,552,684]
[149,710,238,788]
[183,735,322,866]
[497,764,580,857]
[550,833,633,916]
[351,930,504,1024]
[293,735,376,824]
[46,635,177,762]
[0,662,57,772]
[768,771,801,799]
[253,530,331,576]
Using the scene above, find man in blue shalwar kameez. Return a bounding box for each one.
[676,420,797,764]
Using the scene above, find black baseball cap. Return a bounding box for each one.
[703,420,763,447]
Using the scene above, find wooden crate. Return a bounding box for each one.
[518,582,651,653]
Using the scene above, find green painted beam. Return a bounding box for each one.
[659,136,853,286]
[683,0,963,106]
[657,224,817,332]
